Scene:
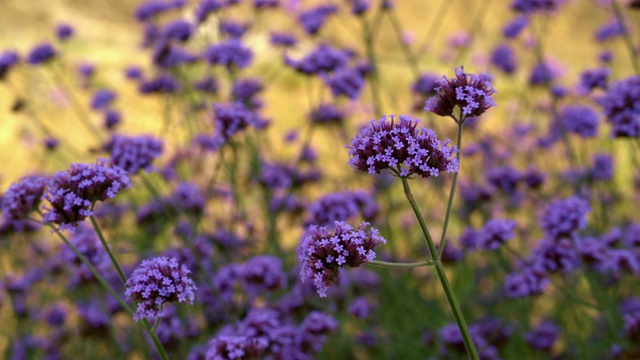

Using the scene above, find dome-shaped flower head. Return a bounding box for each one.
[299,221,386,297]
[27,43,56,65]
[106,134,163,174]
[424,66,497,121]
[60,225,112,286]
[239,255,286,297]
[491,44,518,75]
[125,257,196,322]
[203,40,253,69]
[560,105,599,138]
[591,153,614,181]
[539,196,590,239]
[297,4,338,36]
[42,159,131,232]
[309,103,345,126]
[208,102,267,149]
[139,74,181,94]
[526,321,560,352]
[270,31,297,47]
[285,44,349,76]
[412,73,439,97]
[503,15,529,38]
[579,67,609,93]
[205,335,268,359]
[599,75,640,138]
[347,114,459,178]
[2,175,48,221]
[324,67,365,100]
[162,19,194,42]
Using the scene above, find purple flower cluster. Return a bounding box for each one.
[307,190,378,226]
[539,196,590,239]
[1,175,48,221]
[91,89,117,110]
[324,67,365,99]
[477,219,517,250]
[579,67,609,92]
[125,257,197,322]
[347,114,459,178]
[297,4,338,35]
[424,66,497,120]
[42,159,131,232]
[59,225,112,286]
[106,134,164,174]
[0,50,19,80]
[491,44,518,75]
[203,40,253,69]
[27,43,56,65]
[204,102,266,150]
[299,221,385,297]
[205,335,268,359]
[285,44,349,75]
[560,105,600,138]
[238,255,286,297]
[599,75,640,137]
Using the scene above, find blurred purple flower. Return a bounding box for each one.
[55,23,75,41]
[560,105,599,138]
[298,4,338,35]
[90,89,116,110]
[106,134,163,174]
[203,40,253,69]
[599,75,640,138]
[539,196,590,239]
[477,219,517,250]
[2,175,48,222]
[27,43,56,65]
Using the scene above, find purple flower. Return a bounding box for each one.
[270,31,297,47]
[297,4,338,35]
[203,40,253,69]
[347,114,459,178]
[307,190,378,226]
[599,76,640,138]
[526,321,560,351]
[205,335,268,359]
[534,238,579,273]
[424,66,497,120]
[27,43,56,65]
[504,261,549,298]
[477,219,517,250]
[152,43,197,68]
[162,19,194,42]
[125,257,196,322]
[348,297,376,319]
[486,165,521,195]
[139,74,181,94]
[539,196,590,239]
[125,66,143,80]
[194,0,226,23]
[0,50,19,80]
[55,23,75,41]
[412,73,439,97]
[529,61,556,86]
[90,89,116,110]
[2,175,48,221]
[60,225,112,286]
[491,44,518,75]
[579,67,609,92]
[560,105,599,138]
[232,78,263,108]
[503,15,529,38]
[171,182,205,216]
[135,0,185,21]
[512,0,561,13]
[309,103,345,125]
[106,134,163,174]
[591,153,614,181]
[324,67,365,99]
[240,255,286,296]
[194,76,219,94]
[595,19,626,42]
[208,102,266,149]
[41,159,131,232]
[253,0,279,9]
[285,44,349,75]
[103,110,121,130]
[299,221,386,297]
[220,20,249,39]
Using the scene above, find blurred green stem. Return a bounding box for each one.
[401,177,479,360]
[367,259,434,268]
[89,213,126,284]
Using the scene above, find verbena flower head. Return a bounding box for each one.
[526,321,560,351]
[285,44,349,76]
[205,335,268,359]
[125,257,197,322]
[599,75,640,138]
[299,221,386,297]
[106,134,163,174]
[591,153,614,181]
[2,175,48,222]
[307,190,378,226]
[162,19,194,42]
[90,89,117,110]
[579,67,609,92]
[42,159,131,232]
[412,73,439,97]
[309,103,345,125]
[324,67,365,99]
[424,66,497,121]
[239,255,286,297]
[560,105,599,138]
[55,23,75,41]
[595,19,626,42]
[503,15,529,38]
[347,114,459,178]
[297,4,338,35]
[491,44,518,75]
[139,74,181,94]
[539,196,590,239]
[27,43,56,65]
[203,40,253,69]
[512,0,562,13]
[208,102,267,149]
[270,31,297,47]
[60,225,112,286]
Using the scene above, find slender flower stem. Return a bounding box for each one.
[437,119,463,258]
[90,214,127,285]
[611,0,640,75]
[367,259,434,268]
[400,177,479,360]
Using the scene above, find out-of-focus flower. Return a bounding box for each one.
[2,175,48,222]
[106,134,163,174]
[491,44,518,75]
[297,4,338,35]
[477,219,517,250]
[599,75,640,138]
[55,23,75,41]
[27,43,56,65]
[203,40,253,69]
[560,105,599,138]
[503,15,529,38]
[539,196,590,239]
[90,89,117,110]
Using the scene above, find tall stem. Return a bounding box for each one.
[438,120,463,257]
[400,177,479,360]
[90,214,126,284]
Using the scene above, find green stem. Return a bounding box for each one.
[401,177,479,360]
[611,0,640,75]
[367,259,434,268]
[90,214,126,285]
[437,120,463,258]
[361,17,383,116]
